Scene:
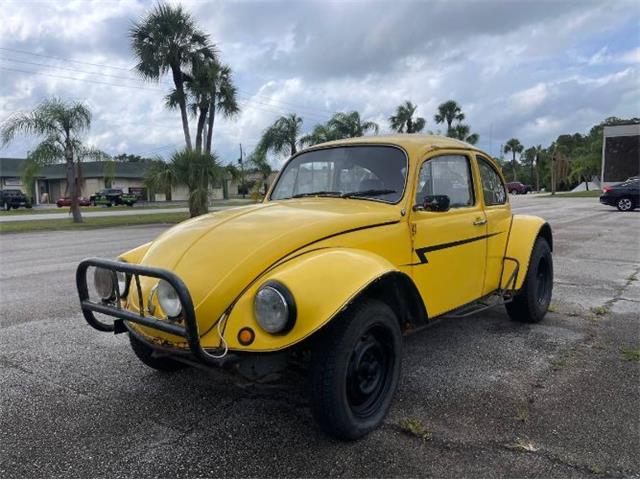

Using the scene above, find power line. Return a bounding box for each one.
[0,46,339,117]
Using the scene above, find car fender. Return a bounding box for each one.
[502,215,552,290]
[118,242,152,264]
[217,248,401,352]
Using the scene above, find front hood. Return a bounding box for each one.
[137,199,399,333]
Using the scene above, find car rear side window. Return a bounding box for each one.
[477,156,506,205]
[415,155,474,208]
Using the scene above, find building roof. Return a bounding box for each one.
[0,158,148,179]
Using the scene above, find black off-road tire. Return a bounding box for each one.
[616,197,634,212]
[129,332,188,372]
[506,237,553,323]
[310,299,402,440]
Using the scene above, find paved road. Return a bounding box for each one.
[1,197,639,477]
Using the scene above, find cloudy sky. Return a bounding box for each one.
[1,0,638,167]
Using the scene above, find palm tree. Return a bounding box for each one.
[327,111,379,138]
[300,123,337,147]
[130,2,215,150]
[434,100,465,131]
[447,124,479,145]
[145,149,222,217]
[1,98,107,223]
[258,114,304,157]
[204,64,239,155]
[503,138,524,181]
[389,101,426,133]
[247,150,273,196]
[166,60,239,154]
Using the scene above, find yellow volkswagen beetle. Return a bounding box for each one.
[77,134,553,439]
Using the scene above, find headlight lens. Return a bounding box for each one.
[116,271,128,297]
[94,267,115,300]
[157,279,182,318]
[254,282,295,334]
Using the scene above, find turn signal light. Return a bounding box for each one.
[238,327,255,346]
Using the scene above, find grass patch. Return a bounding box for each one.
[516,406,529,423]
[0,212,189,234]
[546,190,601,198]
[0,204,186,216]
[551,357,569,370]
[620,346,640,362]
[590,305,610,316]
[398,418,432,440]
[507,438,539,453]
[547,303,559,313]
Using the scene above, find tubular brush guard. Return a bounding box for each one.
[76,258,225,366]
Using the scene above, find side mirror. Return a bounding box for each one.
[422,194,450,212]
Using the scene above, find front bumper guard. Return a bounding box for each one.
[76,257,226,366]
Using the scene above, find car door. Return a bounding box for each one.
[409,152,487,317]
[475,155,512,294]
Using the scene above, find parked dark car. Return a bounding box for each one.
[56,196,92,207]
[506,182,532,195]
[600,178,640,211]
[0,189,32,210]
[89,188,137,207]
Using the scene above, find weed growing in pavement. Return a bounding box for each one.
[627,272,638,282]
[590,305,609,316]
[547,303,559,313]
[508,438,539,453]
[516,406,529,423]
[551,357,569,370]
[399,418,432,440]
[620,346,640,362]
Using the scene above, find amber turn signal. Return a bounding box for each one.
[238,327,255,346]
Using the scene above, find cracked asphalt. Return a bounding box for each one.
[1,196,638,478]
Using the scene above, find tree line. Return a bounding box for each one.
[500,116,639,192]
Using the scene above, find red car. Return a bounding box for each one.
[56,197,92,207]
[506,182,532,195]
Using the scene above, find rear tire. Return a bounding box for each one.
[511,189,518,195]
[129,333,188,372]
[310,299,402,440]
[506,237,553,323]
[616,197,634,212]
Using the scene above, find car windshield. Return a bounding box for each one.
[270,145,407,203]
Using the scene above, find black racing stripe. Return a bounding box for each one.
[407,231,502,266]
[202,219,402,338]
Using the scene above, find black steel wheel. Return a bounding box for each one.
[310,299,402,440]
[506,236,553,323]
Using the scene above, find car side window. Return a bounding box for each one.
[415,155,474,208]
[477,156,507,205]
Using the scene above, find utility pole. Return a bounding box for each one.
[238,143,245,199]
[551,144,557,196]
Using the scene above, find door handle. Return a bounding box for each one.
[473,218,487,226]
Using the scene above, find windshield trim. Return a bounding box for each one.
[267,143,409,205]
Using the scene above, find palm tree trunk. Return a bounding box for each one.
[290,141,297,156]
[194,103,208,154]
[535,155,540,192]
[171,66,192,150]
[205,87,217,154]
[65,143,82,223]
[512,153,517,181]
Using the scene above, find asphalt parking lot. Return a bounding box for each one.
[1,196,638,478]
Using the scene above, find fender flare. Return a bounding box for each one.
[503,215,553,290]
[216,248,419,352]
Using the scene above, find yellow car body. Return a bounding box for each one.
[83,134,550,352]
[77,134,554,439]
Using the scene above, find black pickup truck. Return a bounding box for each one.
[0,189,33,210]
[89,188,137,207]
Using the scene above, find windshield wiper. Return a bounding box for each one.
[291,191,342,198]
[341,189,396,199]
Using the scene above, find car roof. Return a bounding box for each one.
[300,134,489,163]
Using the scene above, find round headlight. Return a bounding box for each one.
[94,267,115,300]
[157,279,182,318]
[254,282,296,334]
